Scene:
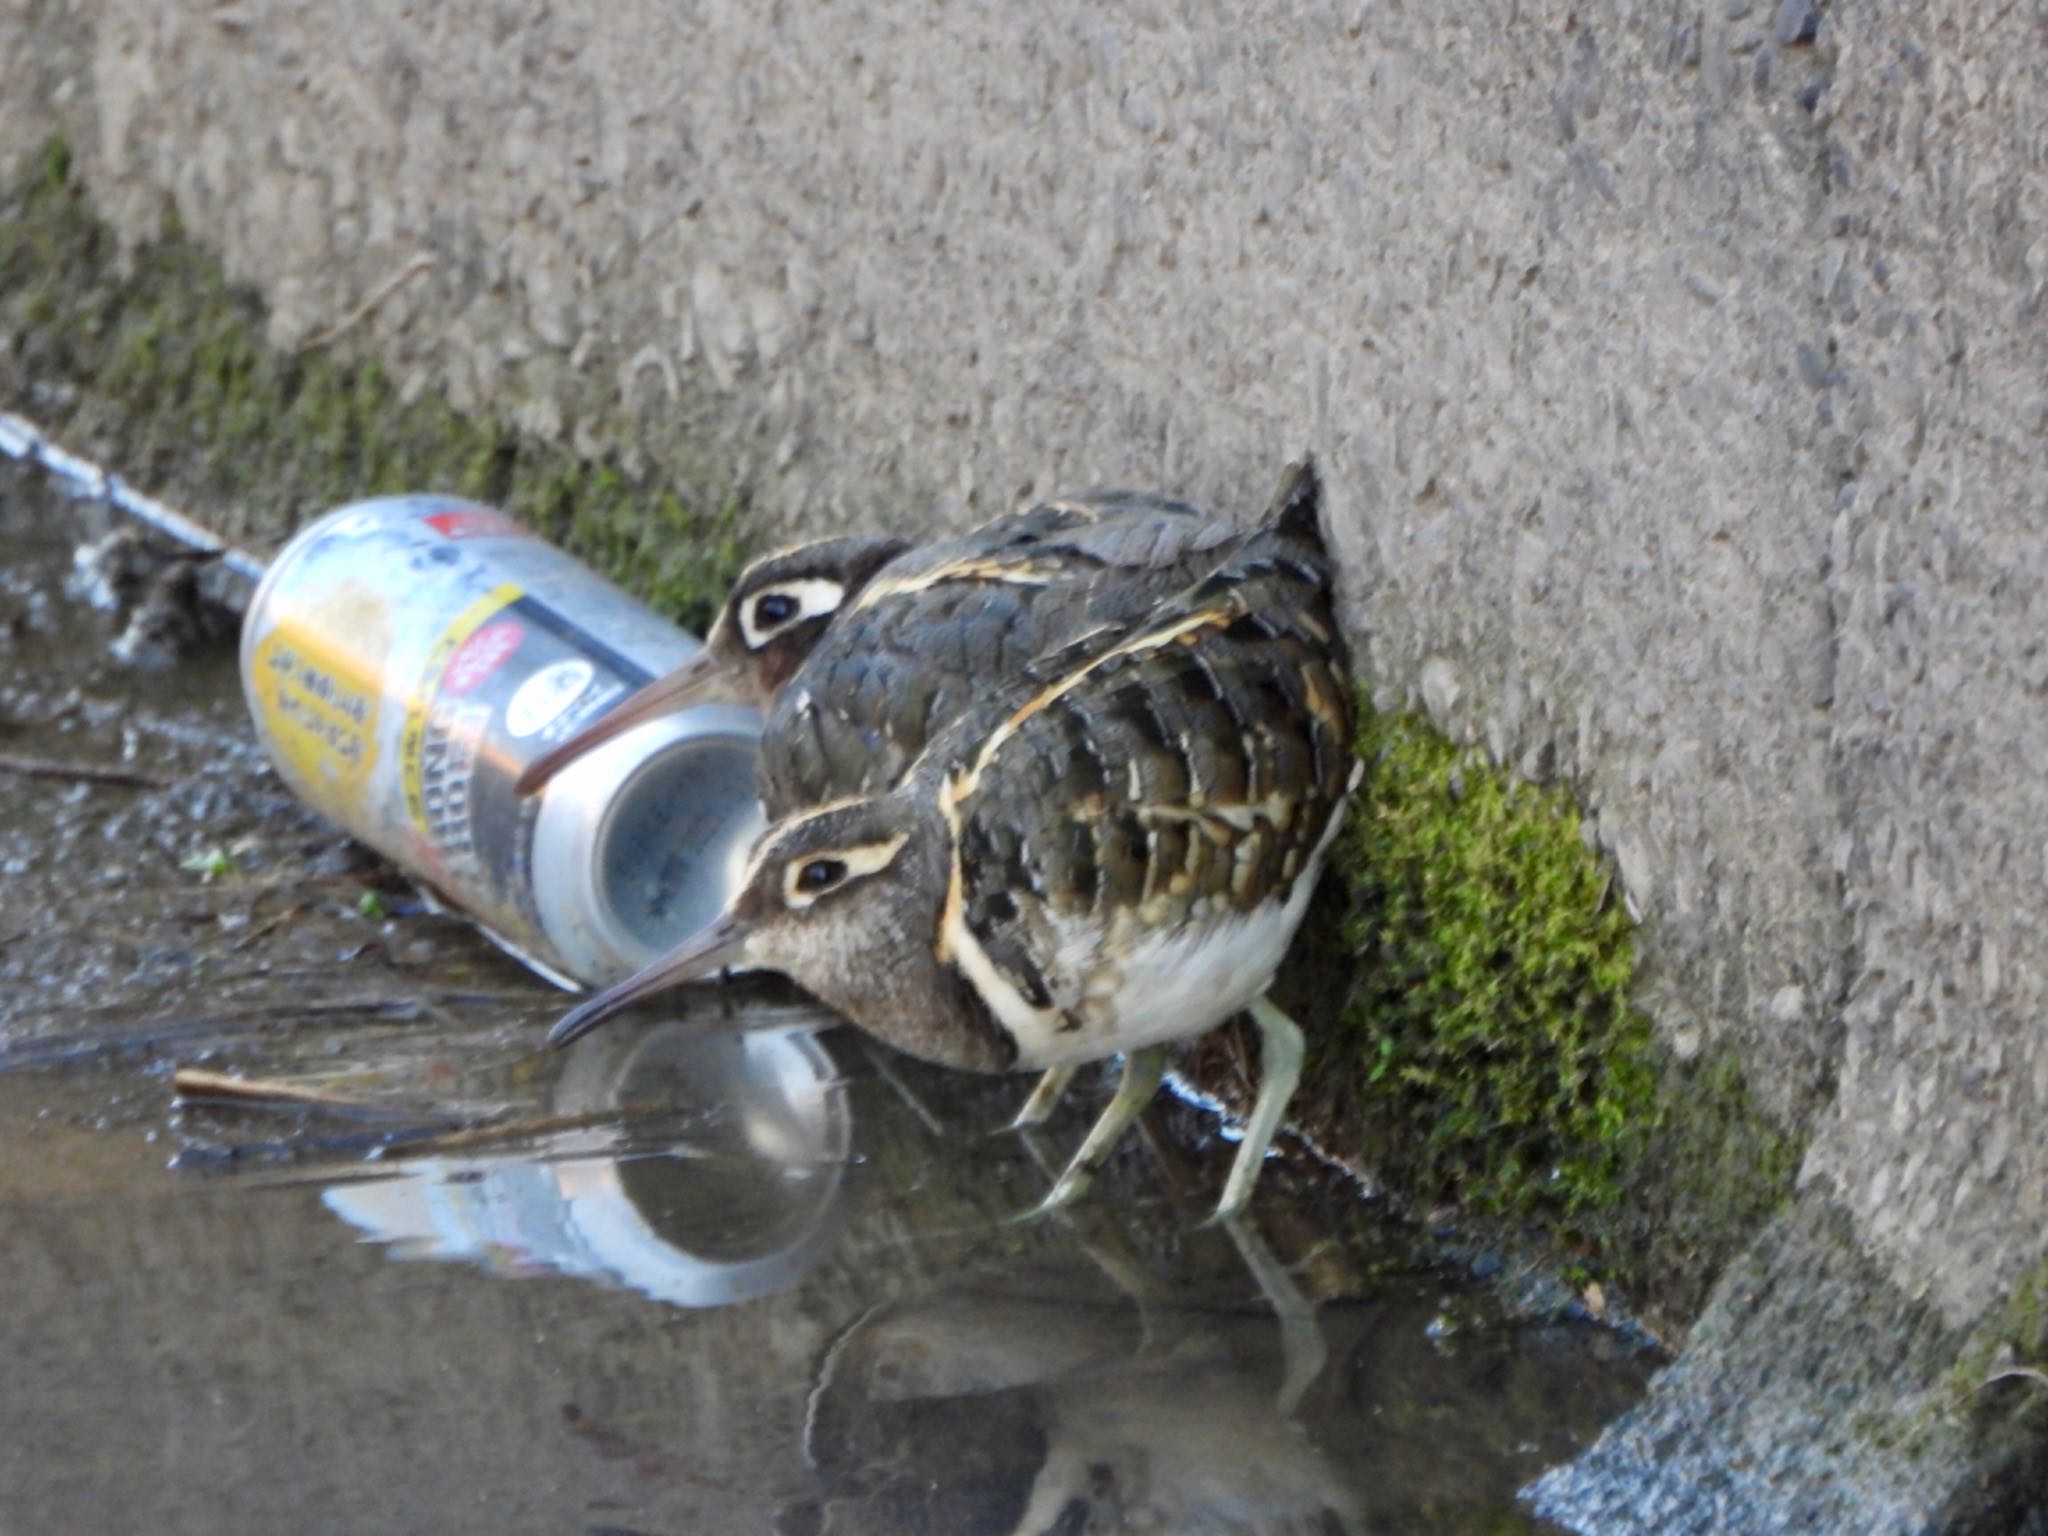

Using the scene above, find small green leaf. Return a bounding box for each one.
[180,846,235,882]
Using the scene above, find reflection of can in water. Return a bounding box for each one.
[321,1000,853,1308]
[240,496,765,987]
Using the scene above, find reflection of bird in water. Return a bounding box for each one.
[548,463,1356,1223]
[69,527,235,667]
[112,556,236,668]
[790,1271,1362,1536]
[1010,1127,1329,1415]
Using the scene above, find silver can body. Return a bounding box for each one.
[240,496,764,987]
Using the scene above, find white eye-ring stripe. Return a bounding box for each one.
[738,578,847,649]
[783,833,910,909]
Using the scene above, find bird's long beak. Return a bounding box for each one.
[513,651,739,799]
[545,911,756,1050]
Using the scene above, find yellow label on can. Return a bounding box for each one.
[400,581,525,851]
[250,580,390,816]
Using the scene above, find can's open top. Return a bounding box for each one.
[533,706,767,984]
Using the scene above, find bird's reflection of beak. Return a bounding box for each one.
[514,651,738,799]
[545,912,754,1050]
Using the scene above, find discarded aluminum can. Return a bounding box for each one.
[240,496,764,987]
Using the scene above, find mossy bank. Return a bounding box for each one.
[3,141,1796,1328]
[1278,710,1802,1323]
[0,141,745,634]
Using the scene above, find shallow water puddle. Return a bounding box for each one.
[0,457,1653,1533]
[0,1017,1652,1534]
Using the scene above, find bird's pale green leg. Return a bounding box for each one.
[1209,996,1305,1224]
[1033,1046,1168,1216]
[1005,1064,1078,1132]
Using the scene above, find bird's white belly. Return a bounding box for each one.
[976,774,1355,1071]
[1016,833,1340,1069]
[1041,904,1300,1069]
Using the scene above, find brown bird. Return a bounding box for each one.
[517,487,1250,1129]
[545,463,1356,1220]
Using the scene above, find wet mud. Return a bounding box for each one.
[0,460,1655,1534]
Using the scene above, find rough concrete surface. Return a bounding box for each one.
[4,0,2047,1527]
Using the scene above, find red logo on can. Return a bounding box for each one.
[443,618,525,694]
[423,509,527,540]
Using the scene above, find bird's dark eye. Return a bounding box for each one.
[753,592,800,630]
[797,857,847,892]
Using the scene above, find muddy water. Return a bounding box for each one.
[0,462,1652,1534]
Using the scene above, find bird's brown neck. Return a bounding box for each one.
[805,946,1020,1074]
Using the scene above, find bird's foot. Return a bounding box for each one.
[1029,1162,1097,1218]
[997,1064,1078,1136]
[1010,1047,1166,1220]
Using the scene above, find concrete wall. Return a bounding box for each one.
[6,0,2048,1527]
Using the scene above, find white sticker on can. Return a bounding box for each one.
[326,510,391,539]
[506,659,595,739]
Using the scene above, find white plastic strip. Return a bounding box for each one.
[0,408,267,585]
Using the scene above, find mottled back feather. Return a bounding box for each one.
[759,491,1248,813]
[922,471,1356,1057]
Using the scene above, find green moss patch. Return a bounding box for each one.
[1288,706,1799,1309]
[1622,1044,1802,1310]
[0,139,746,630]
[1312,709,1654,1218]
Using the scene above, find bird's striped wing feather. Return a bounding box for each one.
[938,516,1354,1063]
[762,494,1247,813]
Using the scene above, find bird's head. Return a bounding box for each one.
[514,535,909,798]
[546,790,943,1049]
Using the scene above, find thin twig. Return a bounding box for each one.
[387,1102,675,1157]
[84,996,426,1027]
[0,750,174,790]
[859,1038,949,1136]
[297,254,437,351]
[0,997,427,1070]
[412,994,468,1034]
[225,904,307,952]
[188,1105,678,1174]
[172,1067,371,1111]
[172,1123,458,1168]
[415,986,558,1007]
